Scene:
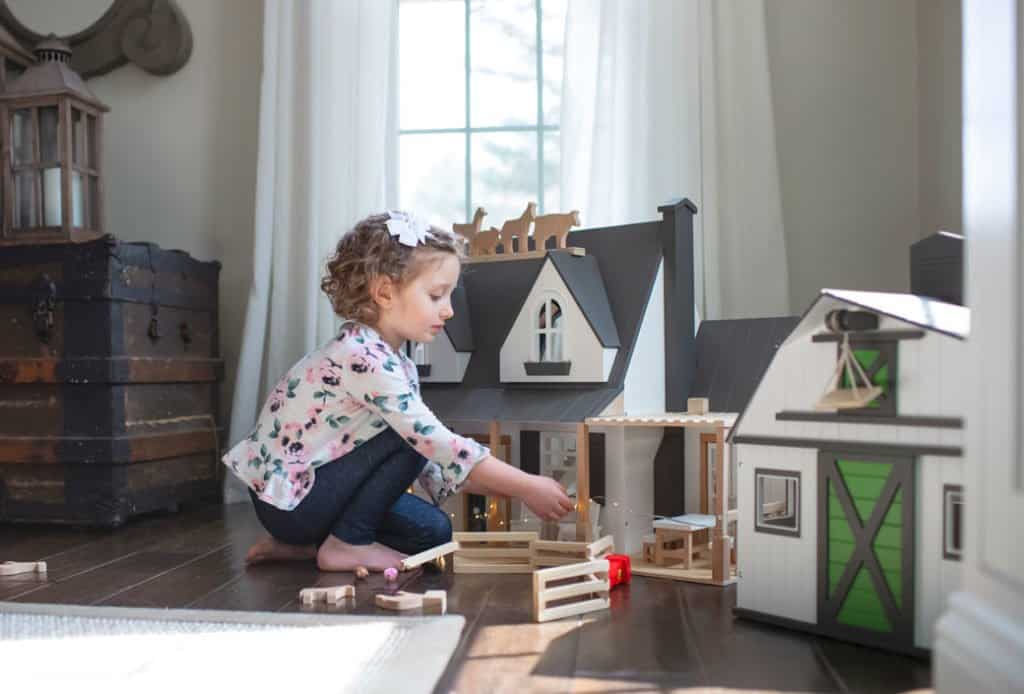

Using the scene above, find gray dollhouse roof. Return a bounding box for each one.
[445,284,474,351]
[546,251,620,348]
[727,288,970,442]
[421,219,664,422]
[819,289,969,340]
[689,316,800,413]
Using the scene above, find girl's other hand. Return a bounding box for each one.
[522,475,575,521]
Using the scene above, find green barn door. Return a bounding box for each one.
[818,452,915,651]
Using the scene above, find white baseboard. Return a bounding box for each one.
[934,591,1024,692]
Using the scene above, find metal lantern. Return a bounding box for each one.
[0,35,108,244]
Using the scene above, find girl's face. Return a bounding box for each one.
[373,252,460,350]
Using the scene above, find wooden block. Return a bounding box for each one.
[422,589,447,615]
[687,397,710,415]
[299,584,355,605]
[0,561,46,576]
[401,540,459,571]
[375,591,423,611]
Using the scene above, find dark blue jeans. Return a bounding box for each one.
[249,427,452,555]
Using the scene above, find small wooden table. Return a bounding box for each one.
[651,515,717,568]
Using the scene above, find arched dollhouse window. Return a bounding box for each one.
[535,297,564,362]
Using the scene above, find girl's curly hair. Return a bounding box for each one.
[321,213,465,325]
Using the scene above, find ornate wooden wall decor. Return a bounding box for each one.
[0,0,192,79]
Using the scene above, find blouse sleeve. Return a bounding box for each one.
[333,331,489,504]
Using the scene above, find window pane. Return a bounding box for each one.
[471,131,537,225]
[400,133,465,225]
[399,0,465,130]
[542,130,560,213]
[71,109,84,166]
[542,0,567,125]
[470,0,536,127]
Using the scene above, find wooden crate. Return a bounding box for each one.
[532,559,610,623]
[0,238,223,526]
[531,534,615,569]
[453,531,537,574]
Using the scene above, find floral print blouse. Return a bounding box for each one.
[222,321,490,510]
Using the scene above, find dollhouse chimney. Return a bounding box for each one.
[657,198,698,412]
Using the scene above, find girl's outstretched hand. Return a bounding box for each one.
[521,475,575,521]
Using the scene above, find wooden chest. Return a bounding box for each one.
[0,237,223,526]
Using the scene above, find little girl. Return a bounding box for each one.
[222,211,574,572]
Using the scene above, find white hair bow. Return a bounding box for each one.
[386,211,431,247]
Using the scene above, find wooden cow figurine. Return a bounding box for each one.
[453,207,487,246]
[499,202,537,254]
[534,210,580,251]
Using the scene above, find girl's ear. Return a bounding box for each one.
[370,275,395,309]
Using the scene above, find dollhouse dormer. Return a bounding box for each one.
[499,250,619,382]
[408,285,474,383]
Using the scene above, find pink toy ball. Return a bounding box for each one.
[384,567,398,581]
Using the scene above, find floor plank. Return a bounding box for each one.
[0,502,934,693]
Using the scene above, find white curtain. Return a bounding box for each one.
[561,0,789,320]
[225,0,399,503]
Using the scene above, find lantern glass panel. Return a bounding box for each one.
[11,109,35,164]
[13,170,37,227]
[71,171,84,227]
[88,174,99,229]
[72,108,84,166]
[87,115,97,169]
[39,106,60,163]
[42,167,61,226]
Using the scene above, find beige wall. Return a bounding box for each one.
[765,0,962,312]
[916,0,962,241]
[12,0,264,423]
[765,0,921,310]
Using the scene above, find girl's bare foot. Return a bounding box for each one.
[316,535,406,572]
[245,535,318,564]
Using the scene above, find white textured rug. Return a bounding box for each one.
[0,601,464,694]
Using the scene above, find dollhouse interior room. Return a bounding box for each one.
[0,1,1022,692]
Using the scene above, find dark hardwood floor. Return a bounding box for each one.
[0,502,932,693]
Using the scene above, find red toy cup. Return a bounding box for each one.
[606,553,631,588]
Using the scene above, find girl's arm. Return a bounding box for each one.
[465,456,574,521]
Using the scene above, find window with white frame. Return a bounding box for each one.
[540,431,576,491]
[535,296,564,362]
[397,0,567,226]
[943,484,963,561]
[755,469,800,536]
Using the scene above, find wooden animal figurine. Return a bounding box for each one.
[299,584,355,605]
[453,207,487,245]
[533,210,580,251]
[375,591,424,611]
[499,202,538,254]
[470,227,502,256]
